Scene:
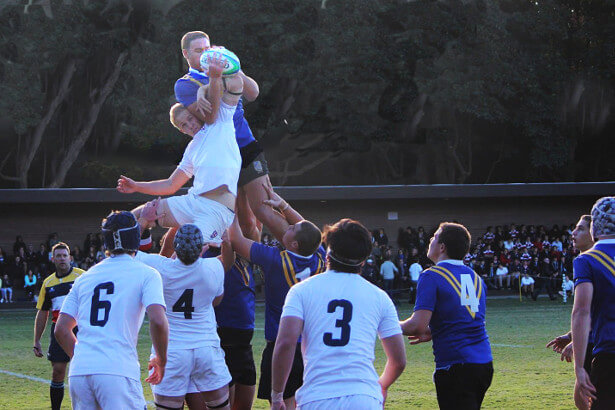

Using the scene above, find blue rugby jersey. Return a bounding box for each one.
[573,239,615,355]
[174,69,255,148]
[214,257,256,330]
[250,243,326,341]
[414,259,492,368]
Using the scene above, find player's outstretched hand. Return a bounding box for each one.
[117,175,137,194]
[141,197,164,223]
[407,328,432,345]
[145,355,165,385]
[33,341,43,358]
[207,53,226,78]
[574,368,596,410]
[560,342,573,362]
[546,333,571,353]
[262,183,287,210]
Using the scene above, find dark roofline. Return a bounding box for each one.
[0,182,613,203]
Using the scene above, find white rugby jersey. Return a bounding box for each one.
[135,252,224,349]
[281,270,402,406]
[60,254,165,381]
[178,101,241,197]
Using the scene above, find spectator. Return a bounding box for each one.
[495,262,510,290]
[520,273,535,297]
[552,236,563,252]
[532,257,556,301]
[395,249,406,273]
[408,258,422,303]
[361,258,379,285]
[71,246,84,267]
[475,260,494,289]
[375,228,388,246]
[380,256,398,301]
[6,256,27,289]
[46,232,60,251]
[0,247,6,276]
[13,235,27,256]
[24,269,37,301]
[509,259,522,289]
[559,275,574,298]
[1,273,13,303]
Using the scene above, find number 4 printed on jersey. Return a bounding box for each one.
[459,274,479,313]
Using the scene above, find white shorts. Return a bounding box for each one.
[299,395,382,410]
[521,277,535,286]
[166,194,234,244]
[151,346,231,397]
[69,374,146,410]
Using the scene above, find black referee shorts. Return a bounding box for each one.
[217,327,256,386]
[47,323,75,363]
[257,341,303,401]
[590,352,615,410]
[434,361,493,410]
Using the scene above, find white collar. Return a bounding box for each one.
[286,250,312,259]
[437,259,465,266]
[595,239,615,245]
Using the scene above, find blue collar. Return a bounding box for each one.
[189,68,208,81]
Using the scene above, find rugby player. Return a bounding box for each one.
[546,215,594,368]
[117,52,242,245]
[228,186,326,409]
[134,223,234,410]
[32,242,84,410]
[175,31,288,243]
[54,211,168,409]
[572,197,615,410]
[401,222,493,410]
[271,218,406,410]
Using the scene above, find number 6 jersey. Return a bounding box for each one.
[59,254,165,381]
[280,270,402,406]
[414,259,492,368]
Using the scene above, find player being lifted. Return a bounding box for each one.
[32,243,84,410]
[271,218,406,410]
[228,185,326,409]
[571,197,615,410]
[133,218,234,410]
[54,211,168,409]
[401,222,493,410]
[175,31,288,243]
[117,52,242,245]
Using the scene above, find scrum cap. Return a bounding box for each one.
[174,224,204,265]
[102,211,141,252]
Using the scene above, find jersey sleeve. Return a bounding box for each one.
[174,79,199,107]
[211,258,225,297]
[378,292,402,339]
[36,279,48,310]
[573,256,593,287]
[59,280,80,319]
[414,271,437,312]
[177,141,195,178]
[249,243,277,273]
[281,283,304,320]
[142,268,166,309]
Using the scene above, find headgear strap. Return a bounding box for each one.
[327,248,365,267]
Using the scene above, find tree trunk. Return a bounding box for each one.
[48,52,127,188]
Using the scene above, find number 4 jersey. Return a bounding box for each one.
[414,259,492,368]
[60,254,165,381]
[134,251,225,349]
[281,270,402,406]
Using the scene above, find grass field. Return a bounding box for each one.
[0,298,576,409]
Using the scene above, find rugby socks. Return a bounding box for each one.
[50,381,64,410]
[139,228,153,252]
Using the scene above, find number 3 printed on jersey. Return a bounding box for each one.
[323,299,353,347]
[459,274,479,313]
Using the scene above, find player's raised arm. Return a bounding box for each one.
[238,70,259,102]
[228,216,255,262]
[379,334,406,405]
[200,53,225,125]
[117,168,190,197]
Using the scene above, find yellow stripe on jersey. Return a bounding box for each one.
[235,259,250,286]
[584,250,615,278]
[429,266,479,319]
[280,251,295,288]
[36,268,85,311]
[282,251,299,284]
[185,76,205,87]
[316,253,325,274]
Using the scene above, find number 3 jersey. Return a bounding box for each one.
[60,254,165,381]
[415,259,492,368]
[134,252,225,348]
[281,270,402,406]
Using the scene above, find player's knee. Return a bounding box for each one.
[154,395,184,410]
[51,366,65,382]
[206,393,230,409]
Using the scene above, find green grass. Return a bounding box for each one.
[0,299,576,409]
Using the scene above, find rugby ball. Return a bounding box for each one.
[200,47,240,77]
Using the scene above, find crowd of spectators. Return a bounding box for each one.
[361,223,581,303]
[1,222,579,304]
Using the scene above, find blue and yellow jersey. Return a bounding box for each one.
[574,239,615,355]
[36,267,85,322]
[215,256,256,330]
[414,260,492,368]
[250,243,326,341]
